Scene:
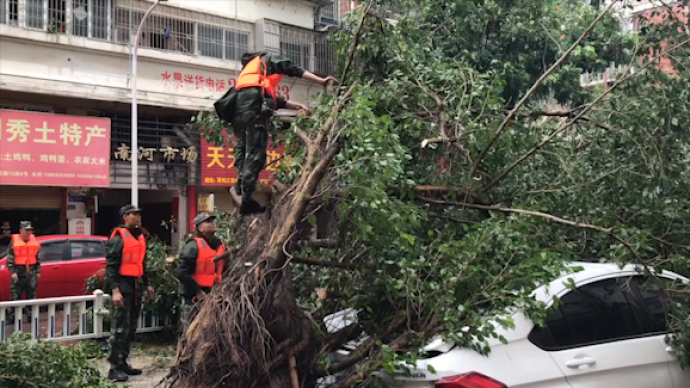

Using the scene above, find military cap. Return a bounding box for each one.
[19,221,33,230]
[193,212,217,227]
[119,204,142,216]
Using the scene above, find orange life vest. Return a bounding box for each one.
[110,228,146,277]
[192,237,226,288]
[12,234,39,270]
[235,55,284,105]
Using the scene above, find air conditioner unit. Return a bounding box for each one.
[316,15,340,27]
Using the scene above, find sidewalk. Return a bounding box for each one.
[94,352,174,387]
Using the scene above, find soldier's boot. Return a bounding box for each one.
[118,363,143,376]
[239,191,266,215]
[107,368,129,382]
[240,198,266,215]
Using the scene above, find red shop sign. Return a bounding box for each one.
[0,110,111,187]
[200,131,285,188]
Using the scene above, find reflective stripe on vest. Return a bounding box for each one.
[235,56,284,105]
[110,228,146,277]
[192,237,226,288]
[12,234,39,269]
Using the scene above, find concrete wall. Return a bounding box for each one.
[164,0,316,30]
[0,25,324,111]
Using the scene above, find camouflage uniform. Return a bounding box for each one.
[176,213,225,333]
[233,52,306,214]
[105,205,149,382]
[7,221,41,320]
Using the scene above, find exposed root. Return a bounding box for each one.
[163,178,327,388]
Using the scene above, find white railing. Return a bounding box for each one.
[580,63,635,88]
[0,290,173,342]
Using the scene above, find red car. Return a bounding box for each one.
[0,235,107,301]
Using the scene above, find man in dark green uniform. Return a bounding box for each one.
[231,51,338,215]
[105,205,155,382]
[177,213,226,332]
[7,221,41,321]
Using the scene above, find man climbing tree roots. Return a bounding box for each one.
[224,51,337,215]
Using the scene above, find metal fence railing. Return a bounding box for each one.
[0,290,173,342]
[1,0,338,81]
[264,20,336,76]
[580,63,635,88]
[0,0,255,63]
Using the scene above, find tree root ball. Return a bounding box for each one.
[162,211,320,388]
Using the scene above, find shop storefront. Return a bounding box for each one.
[0,109,111,240]
[103,113,199,247]
[0,185,65,236]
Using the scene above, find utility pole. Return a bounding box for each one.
[130,0,167,206]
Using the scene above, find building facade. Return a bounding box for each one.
[580,0,684,88]
[0,0,340,245]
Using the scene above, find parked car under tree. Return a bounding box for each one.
[323,262,690,388]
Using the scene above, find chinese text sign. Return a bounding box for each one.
[0,110,111,187]
[200,134,285,187]
[160,72,291,100]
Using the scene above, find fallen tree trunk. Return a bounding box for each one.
[163,83,358,388]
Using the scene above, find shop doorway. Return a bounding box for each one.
[93,189,174,246]
[0,209,61,253]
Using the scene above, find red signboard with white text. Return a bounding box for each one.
[160,72,291,100]
[0,110,111,187]
[200,132,285,187]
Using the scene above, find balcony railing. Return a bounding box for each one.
[580,63,634,88]
[1,0,338,77]
[264,20,336,76]
[314,1,340,29]
[0,0,255,63]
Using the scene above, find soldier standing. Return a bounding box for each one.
[7,221,41,321]
[105,205,155,382]
[230,51,338,215]
[177,213,227,332]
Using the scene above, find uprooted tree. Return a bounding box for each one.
[163,0,690,387]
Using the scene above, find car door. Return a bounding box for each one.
[35,240,68,299]
[66,239,106,296]
[537,276,673,388]
[631,275,690,388]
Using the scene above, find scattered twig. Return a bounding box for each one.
[291,256,356,269]
[470,0,618,179]
[339,3,372,88]
[297,239,338,248]
[420,196,648,264]
[480,35,690,194]
[419,196,612,232]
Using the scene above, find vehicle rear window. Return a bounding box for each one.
[38,241,67,262]
[70,241,105,259]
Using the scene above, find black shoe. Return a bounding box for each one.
[107,368,129,382]
[240,199,267,215]
[118,363,143,376]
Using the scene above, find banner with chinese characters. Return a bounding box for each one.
[112,143,199,164]
[68,217,92,235]
[197,194,215,212]
[0,110,111,187]
[200,133,285,187]
[160,72,292,101]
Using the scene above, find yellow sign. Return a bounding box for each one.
[197,194,214,213]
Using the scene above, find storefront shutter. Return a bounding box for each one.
[0,186,63,209]
[198,188,236,214]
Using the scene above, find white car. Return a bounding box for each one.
[323,262,690,388]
